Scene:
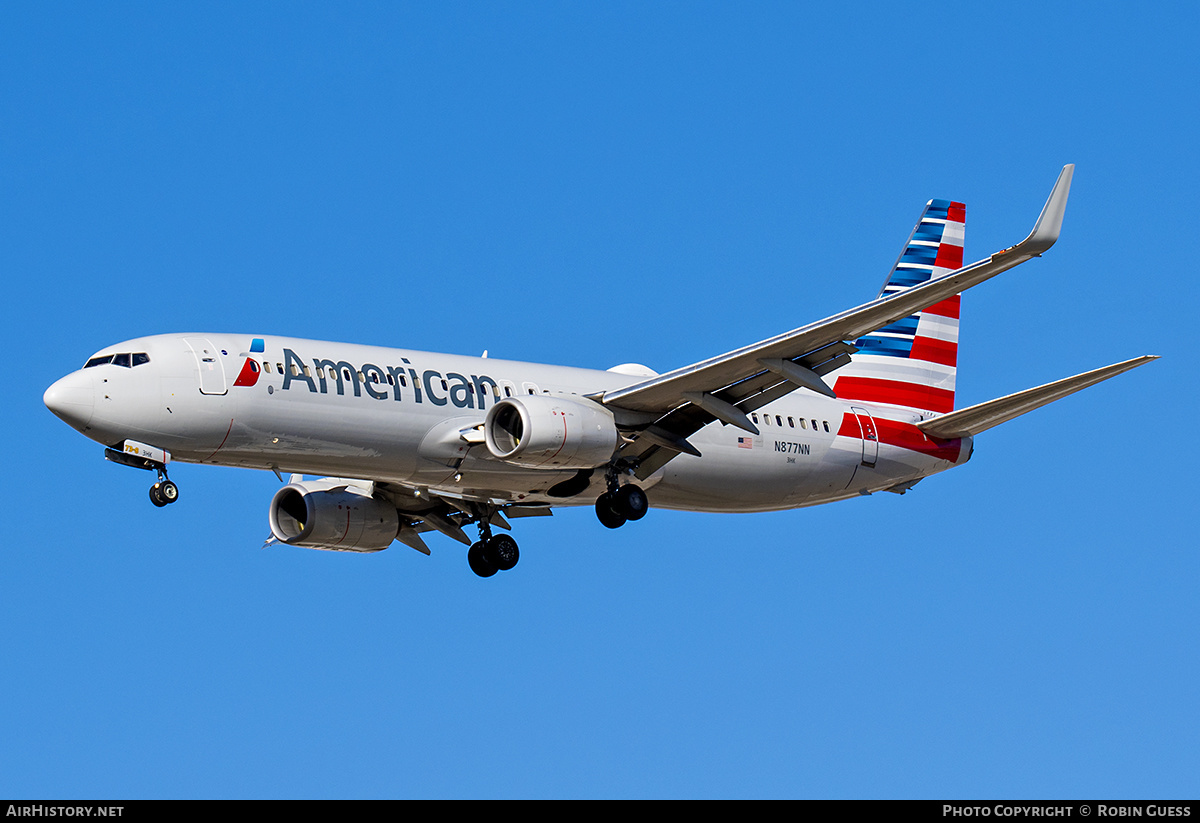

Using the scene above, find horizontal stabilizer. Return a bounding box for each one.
[917,355,1158,439]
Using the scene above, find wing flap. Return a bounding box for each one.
[917,356,1158,439]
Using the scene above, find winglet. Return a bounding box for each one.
[1002,164,1074,258]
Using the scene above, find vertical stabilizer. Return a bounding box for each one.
[831,199,965,415]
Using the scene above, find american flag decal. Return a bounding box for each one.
[737,437,754,449]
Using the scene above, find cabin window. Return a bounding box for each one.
[302,365,311,378]
[775,415,782,427]
[799,419,807,430]
[263,361,272,374]
[387,374,394,385]
[276,362,283,373]
[751,413,759,424]
[787,417,795,428]
[811,419,818,430]
[823,421,830,433]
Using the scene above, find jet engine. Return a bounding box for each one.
[484,394,619,469]
[268,479,399,552]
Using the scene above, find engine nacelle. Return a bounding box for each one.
[484,394,619,469]
[268,480,400,552]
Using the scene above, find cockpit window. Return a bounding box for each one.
[83,352,150,369]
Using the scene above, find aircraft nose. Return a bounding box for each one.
[44,371,95,431]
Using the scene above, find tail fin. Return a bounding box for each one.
[831,199,966,415]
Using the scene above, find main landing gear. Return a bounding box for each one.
[595,479,649,530]
[467,519,520,578]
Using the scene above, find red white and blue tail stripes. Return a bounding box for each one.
[832,199,965,415]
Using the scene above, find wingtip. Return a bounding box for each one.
[1024,163,1075,253]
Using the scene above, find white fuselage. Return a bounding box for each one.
[45,333,972,513]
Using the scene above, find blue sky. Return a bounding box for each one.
[3,2,1197,798]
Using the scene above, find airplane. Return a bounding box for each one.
[43,165,1156,577]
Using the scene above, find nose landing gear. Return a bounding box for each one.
[104,440,181,508]
[149,476,180,507]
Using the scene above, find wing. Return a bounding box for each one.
[264,473,553,554]
[599,165,1076,479]
[374,480,554,552]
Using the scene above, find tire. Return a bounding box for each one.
[149,484,167,507]
[595,492,627,529]
[614,484,648,521]
[159,480,179,504]
[483,534,520,571]
[467,541,497,578]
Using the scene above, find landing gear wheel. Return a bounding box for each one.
[483,534,520,571]
[158,480,179,504]
[468,541,497,578]
[614,484,648,521]
[149,478,179,508]
[595,492,627,529]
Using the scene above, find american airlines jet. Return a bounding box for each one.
[44,166,1155,577]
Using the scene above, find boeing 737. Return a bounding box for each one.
[44,165,1155,576]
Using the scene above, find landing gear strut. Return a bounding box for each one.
[467,517,520,578]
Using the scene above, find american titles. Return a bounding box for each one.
[279,347,499,410]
